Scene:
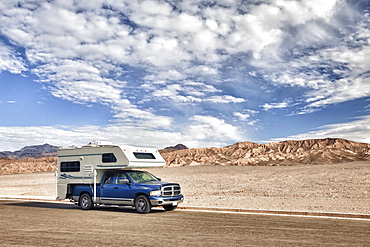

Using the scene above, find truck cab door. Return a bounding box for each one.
[113,172,134,205]
[100,172,116,204]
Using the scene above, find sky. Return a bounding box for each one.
[0,0,370,151]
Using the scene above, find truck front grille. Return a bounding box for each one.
[162,185,181,197]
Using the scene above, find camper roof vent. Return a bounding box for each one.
[84,141,113,147]
[59,145,78,150]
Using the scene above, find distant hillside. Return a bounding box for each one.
[160,138,370,167]
[161,144,189,154]
[0,144,59,159]
[0,157,57,175]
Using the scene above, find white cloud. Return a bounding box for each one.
[234,112,250,121]
[112,107,173,129]
[0,43,26,73]
[206,95,245,104]
[273,0,338,25]
[144,69,187,81]
[186,115,244,145]
[188,65,218,75]
[233,109,258,124]
[303,20,370,108]
[271,115,370,144]
[139,0,173,16]
[136,36,192,67]
[151,83,203,103]
[227,13,283,59]
[257,10,370,113]
[261,101,291,111]
[150,82,244,104]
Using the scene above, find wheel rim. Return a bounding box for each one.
[137,198,146,211]
[81,196,89,208]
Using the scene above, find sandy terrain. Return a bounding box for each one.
[0,161,369,214]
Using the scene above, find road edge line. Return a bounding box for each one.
[1,196,369,220]
[177,206,370,220]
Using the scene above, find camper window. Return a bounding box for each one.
[133,152,156,159]
[60,161,80,172]
[102,153,117,163]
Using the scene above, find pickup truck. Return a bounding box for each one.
[71,170,184,213]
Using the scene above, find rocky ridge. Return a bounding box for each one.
[160,138,370,166]
[0,144,59,159]
[0,157,57,175]
[161,144,189,154]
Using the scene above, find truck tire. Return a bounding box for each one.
[79,193,94,210]
[135,195,151,214]
[163,205,178,211]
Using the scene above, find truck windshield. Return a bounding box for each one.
[126,171,159,183]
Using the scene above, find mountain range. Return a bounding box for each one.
[159,138,370,166]
[0,138,369,175]
[0,144,59,159]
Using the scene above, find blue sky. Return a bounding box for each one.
[0,0,369,151]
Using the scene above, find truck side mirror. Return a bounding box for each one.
[118,178,130,184]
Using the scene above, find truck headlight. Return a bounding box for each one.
[150,190,161,197]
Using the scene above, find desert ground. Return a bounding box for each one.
[0,161,369,215]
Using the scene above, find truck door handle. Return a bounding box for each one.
[114,187,118,189]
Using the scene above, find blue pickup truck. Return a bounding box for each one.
[71,170,184,213]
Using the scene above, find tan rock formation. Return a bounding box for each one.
[160,138,370,167]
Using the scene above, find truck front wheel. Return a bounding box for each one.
[79,193,94,210]
[135,195,151,214]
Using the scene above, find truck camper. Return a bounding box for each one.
[56,142,183,213]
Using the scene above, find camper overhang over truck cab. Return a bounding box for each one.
[56,142,183,213]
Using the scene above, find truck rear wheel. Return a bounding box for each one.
[79,193,94,210]
[135,195,151,214]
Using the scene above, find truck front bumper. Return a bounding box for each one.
[149,195,184,206]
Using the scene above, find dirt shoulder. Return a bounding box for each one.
[0,161,369,214]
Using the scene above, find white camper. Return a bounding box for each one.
[56,142,165,200]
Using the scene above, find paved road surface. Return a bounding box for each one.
[0,200,369,246]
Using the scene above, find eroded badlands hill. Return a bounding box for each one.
[160,138,370,166]
[0,157,57,175]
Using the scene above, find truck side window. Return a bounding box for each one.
[60,161,80,172]
[102,153,117,163]
[103,173,115,184]
[116,173,129,184]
